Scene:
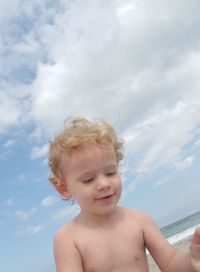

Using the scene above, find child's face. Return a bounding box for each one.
[61,144,122,216]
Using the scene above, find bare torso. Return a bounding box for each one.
[54,206,195,272]
[64,208,149,272]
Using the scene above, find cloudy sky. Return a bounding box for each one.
[0,0,200,271]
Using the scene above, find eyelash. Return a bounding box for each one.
[106,171,116,176]
[82,178,94,184]
[82,172,116,183]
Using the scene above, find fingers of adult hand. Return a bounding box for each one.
[192,228,200,245]
[190,228,200,271]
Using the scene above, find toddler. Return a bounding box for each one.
[48,117,200,272]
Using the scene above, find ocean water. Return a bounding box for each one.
[160,211,200,244]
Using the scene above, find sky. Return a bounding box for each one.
[0,0,200,271]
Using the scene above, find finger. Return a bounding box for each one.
[192,227,200,245]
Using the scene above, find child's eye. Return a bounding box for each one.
[82,178,94,183]
[106,172,116,176]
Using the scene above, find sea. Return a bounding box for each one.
[160,210,200,245]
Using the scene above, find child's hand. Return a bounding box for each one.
[190,227,200,271]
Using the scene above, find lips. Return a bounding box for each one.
[96,193,114,200]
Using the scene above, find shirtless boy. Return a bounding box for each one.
[48,117,200,272]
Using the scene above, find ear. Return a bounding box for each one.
[50,177,72,199]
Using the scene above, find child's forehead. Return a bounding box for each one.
[59,144,117,179]
[58,143,116,176]
[62,143,115,163]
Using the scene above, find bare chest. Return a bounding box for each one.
[75,228,148,272]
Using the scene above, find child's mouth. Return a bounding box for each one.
[96,193,114,200]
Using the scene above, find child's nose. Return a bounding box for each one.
[96,176,110,191]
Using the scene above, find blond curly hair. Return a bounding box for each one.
[48,117,124,182]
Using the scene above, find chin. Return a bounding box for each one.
[97,205,118,215]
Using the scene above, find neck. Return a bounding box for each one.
[75,206,123,228]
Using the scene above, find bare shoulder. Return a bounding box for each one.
[54,220,75,245]
[53,219,79,257]
[122,207,154,224]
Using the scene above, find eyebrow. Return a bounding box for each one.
[105,164,118,171]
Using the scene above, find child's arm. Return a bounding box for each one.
[142,212,200,272]
[53,227,84,272]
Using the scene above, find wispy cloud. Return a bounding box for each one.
[0,140,16,160]
[16,224,45,237]
[0,93,21,134]
[51,205,79,221]
[117,3,136,17]
[154,178,171,187]
[3,139,15,148]
[41,196,58,207]
[31,144,48,159]
[195,140,200,147]
[17,173,27,181]
[123,99,200,177]
[175,156,194,171]
[15,208,37,220]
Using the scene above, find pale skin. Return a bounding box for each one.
[52,144,200,272]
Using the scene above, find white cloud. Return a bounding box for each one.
[41,196,58,207]
[0,139,16,160]
[16,224,45,236]
[175,156,194,171]
[31,144,48,159]
[15,208,37,220]
[0,0,200,186]
[0,0,20,22]
[17,173,26,181]
[154,178,170,187]
[117,2,136,17]
[0,93,21,134]
[0,0,199,139]
[15,211,30,220]
[3,140,15,148]
[51,205,79,221]
[123,98,200,176]
[194,140,200,147]
[26,1,200,138]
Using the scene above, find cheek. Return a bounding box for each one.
[73,186,92,203]
[116,176,122,194]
